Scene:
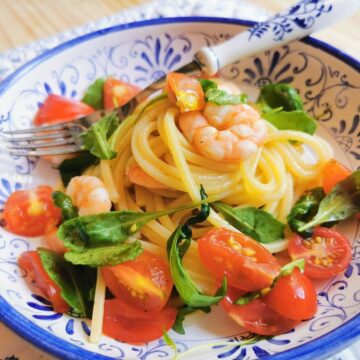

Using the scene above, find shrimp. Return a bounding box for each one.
[212,78,242,96]
[126,164,168,189]
[178,103,267,161]
[44,230,67,254]
[66,175,112,216]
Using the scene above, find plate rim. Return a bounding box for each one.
[0,16,359,360]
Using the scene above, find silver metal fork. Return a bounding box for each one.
[2,0,357,157]
[1,71,179,156]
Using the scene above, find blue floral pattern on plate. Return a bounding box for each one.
[0,17,359,360]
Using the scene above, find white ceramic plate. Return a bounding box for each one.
[0,17,359,360]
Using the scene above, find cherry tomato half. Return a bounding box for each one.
[221,286,299,336]
[104,77,140,109]
[166,72,205,113]
[102,250,173,312]
[33,94,94,126]
[18,251,69,313]
[263,268,317,320]
[3,185,61,237]
[198,228,281,291]
[288,227,352,279]
[103,298,177,344]
[322,159,351,194]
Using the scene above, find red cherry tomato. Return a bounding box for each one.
[288,227,352,279]
[197,228,281,291]
[221,286,299,336]
[263,268,317,320]
[104,77,140,109]
[166,72,205,113]
[33,94,94,126]
[103,298,177,344]
[18,251,69,313]
[3,185,61,237]
[322,159,351,194]
[102,250,173,312]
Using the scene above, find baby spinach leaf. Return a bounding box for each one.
[167,187,227,308]
[58,202,199,251]
[287,188,327,238]
[299,170,360,232]
[263,110,317,135]
[172,305,210,335]
[82,78,105,110]
[235,259,305,305]
[258,83,304,112]
[64,240,142,267]
[38,248,96,317]
[212,203,285,243]
[198,79,247,105]
[80,113,119,160]
[52,191,78,221]
[58,152,99,186]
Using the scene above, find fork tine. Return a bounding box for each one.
[10,144,83,157]
[2,122,71,135]
[7,137,77,149]
[3,131,71,142]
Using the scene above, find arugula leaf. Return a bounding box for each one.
[299,170,360,232]
[52,191,78,221]
[59,152,99,186]
[167,187,227,308]
[38,248,96,317]
[212,203,285,243]
[287,188,327,238]
[80,113,119,160]
[258,83,304,112]
[162,330,177,357]
[198,79,247,105]
[64,240,143,267]
[263,110,317,135]
[58,202,199,251]
[172,305,210,335]
[235,259,305,305]
[81,78,105,110]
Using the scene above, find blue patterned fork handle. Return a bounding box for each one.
[195,0,360,76]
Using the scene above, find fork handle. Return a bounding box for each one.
[194,0,359,76]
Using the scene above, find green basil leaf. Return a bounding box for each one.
[198,79,247,105]
[172,305,210,335]
[58,202,198,251]
[52,191,78,221]
[235,259,305,305]
[299,170,360,232]
[212,203,285,243]
[287,187,327,238]
[64,240,143,267]
[258,83,304,112]
[38,248,96,317]
[58,152,99,186]
[82,78,105,110]
[263,110,317,135]
[80,113,119,160]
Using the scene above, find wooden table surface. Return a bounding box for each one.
[0,0,359,59]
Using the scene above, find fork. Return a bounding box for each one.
[2,0,358,157]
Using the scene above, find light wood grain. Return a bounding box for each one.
[0,0,358,60]
[0,0,148,52]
